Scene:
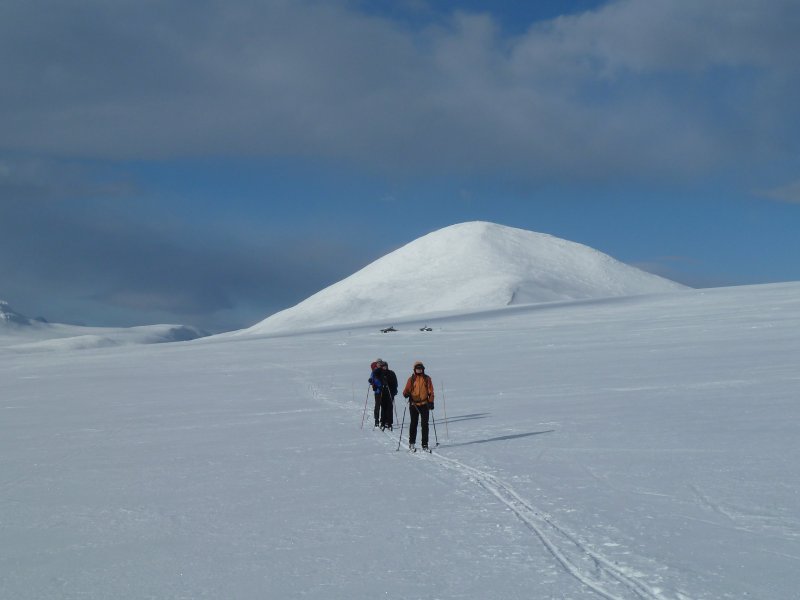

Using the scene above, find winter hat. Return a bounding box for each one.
[413,361,425,370]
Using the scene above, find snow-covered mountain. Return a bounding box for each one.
[0,299,208,351]
[0,299,33,325]
[244,221,688,334]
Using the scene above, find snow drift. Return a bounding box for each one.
[244,221,687,334]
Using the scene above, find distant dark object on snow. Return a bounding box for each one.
[420,326,433,332]
[380,326,397,333]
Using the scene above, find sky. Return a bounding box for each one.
[2,0,799,332]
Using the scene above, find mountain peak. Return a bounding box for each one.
[244,222,688,334]
[0,300,31,326]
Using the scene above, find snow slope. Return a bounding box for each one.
[0,300,207,350]
[1,282,798,599]
[244,222,688,335]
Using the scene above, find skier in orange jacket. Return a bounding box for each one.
[402,361,434,451]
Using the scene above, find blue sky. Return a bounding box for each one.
[1,0,799,331]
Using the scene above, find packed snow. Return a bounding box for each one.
[0,300,207,351]
[1,281,799,599]
[244,222,687,335]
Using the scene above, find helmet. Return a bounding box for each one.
[413,361,425,370]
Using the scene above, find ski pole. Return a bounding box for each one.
[430,405,439,447]
[442,380,449,441]
[396,402,408,451]
[360,385,371,429]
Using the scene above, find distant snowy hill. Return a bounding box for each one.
[0,300,208,351]
[243,221,688,334]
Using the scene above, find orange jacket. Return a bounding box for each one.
[403,374,434,406]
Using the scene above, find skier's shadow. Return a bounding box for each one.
[437,412,490,425]
[438,430,554,448]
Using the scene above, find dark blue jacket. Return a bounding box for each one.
[369,367,398,397]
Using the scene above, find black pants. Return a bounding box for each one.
[375,390,394,427]
[408,403,429,446]
[381,392,394,428]
[373,393,381,425]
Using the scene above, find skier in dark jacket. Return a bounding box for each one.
[369,359,398,430]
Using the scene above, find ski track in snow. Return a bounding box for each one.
[688,484,738,524]
[428,452,672,600]
[310,383,676,600]
[687,484,800,541]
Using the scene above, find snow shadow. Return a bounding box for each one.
[436,412,491,425]
[439,430,554,448]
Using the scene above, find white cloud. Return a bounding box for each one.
[0,0,797,181]
[758,180,800,204]
[517,0,799,75]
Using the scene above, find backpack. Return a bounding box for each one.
[369,362,381,391]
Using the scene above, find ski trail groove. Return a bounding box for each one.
[430,452,671,600]
[688,484,736,523]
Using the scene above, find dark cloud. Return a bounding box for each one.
[0,170,365,331]
[1,0,798,180]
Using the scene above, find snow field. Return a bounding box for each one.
[1,282,799,599]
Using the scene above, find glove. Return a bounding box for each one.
[428,402,434,411]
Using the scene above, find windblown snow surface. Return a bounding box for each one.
[2,282,799,599]
[244,222,687,334]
